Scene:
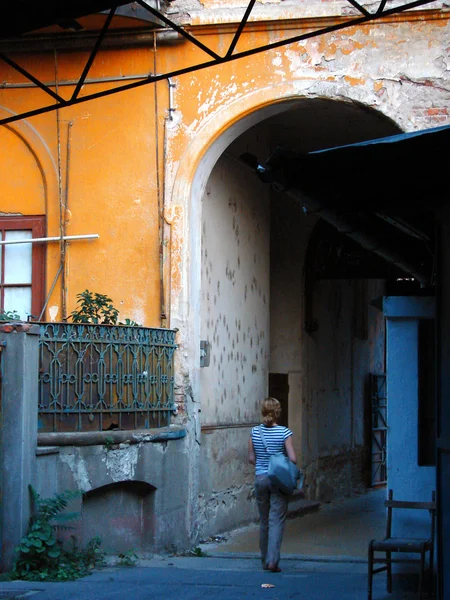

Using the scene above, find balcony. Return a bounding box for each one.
[38,322,177,433]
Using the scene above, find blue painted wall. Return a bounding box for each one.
[384,297,435,541]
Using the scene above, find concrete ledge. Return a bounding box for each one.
[36,446,60,456]
[37,426,186,446]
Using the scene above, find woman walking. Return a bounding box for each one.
[248,397,297,573]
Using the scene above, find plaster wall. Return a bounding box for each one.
[0,11,448,332]
[168,1,447,25]
[198,428,258,537]
[0,327,39,571]
[35,438,190,554]
[300,278,386,499]
[197,148,271,536]
[199,153,270,424]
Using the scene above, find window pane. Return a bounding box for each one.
[4,287,32,320]
[4,230,32,284]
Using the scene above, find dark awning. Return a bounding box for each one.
[262,122,450,213]
[243,123,450,288]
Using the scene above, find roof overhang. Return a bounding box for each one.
[243,124,450,288]
[0,1,136,38]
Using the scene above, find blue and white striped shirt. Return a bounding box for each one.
[251,424,293,476]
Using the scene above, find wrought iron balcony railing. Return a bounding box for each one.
[38,323,177,433]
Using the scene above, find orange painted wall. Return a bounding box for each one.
[0,9,449,326]
[0,48,162,325]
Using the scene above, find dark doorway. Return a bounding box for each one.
[269,373,289,427]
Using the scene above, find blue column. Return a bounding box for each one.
[383,297,435,539]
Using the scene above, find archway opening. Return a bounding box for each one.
[196,97,401,543]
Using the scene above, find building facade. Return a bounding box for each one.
[0,0,446,559]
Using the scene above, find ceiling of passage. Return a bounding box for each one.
[229,99,444,290]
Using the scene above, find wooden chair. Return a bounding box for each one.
[368,489,436,600]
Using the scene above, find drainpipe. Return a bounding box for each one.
[161,78,176,328]
[153,35,166,328]
[54,51,67,320]
[153,43,177,327]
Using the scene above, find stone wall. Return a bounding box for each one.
[35,434,190,554]
[0,325,191,571]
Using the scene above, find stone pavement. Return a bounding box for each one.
[0,488,433,599]
[0,555,426,600]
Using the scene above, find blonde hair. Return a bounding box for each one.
[261,397,281,427]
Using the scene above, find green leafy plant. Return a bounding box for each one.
[70,290,119,325]
[0,309,21,321]
[118,318,142,327]
[69,290,141,326]
[117,549,140,567]
[13,486,104,581]
[104,436,115,451]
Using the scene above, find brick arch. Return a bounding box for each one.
[0,106,58,217]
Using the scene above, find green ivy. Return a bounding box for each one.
[12,486,105,581]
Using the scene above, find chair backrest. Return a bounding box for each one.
[385,489,436,541]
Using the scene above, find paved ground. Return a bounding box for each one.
[200,487,387,560]
[0,556,425,600]
[0,488,433,599]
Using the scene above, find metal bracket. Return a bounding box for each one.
[200,340,210,368]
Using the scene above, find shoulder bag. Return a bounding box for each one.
[259,425,304,495]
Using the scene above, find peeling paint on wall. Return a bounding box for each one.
[60,450,92,491]
[102,445,139,482]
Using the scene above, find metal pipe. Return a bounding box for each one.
[0,74,155,90]
[0,234,99,245]
[38,265,63,322]
[55,52,66,319]
[0,30,182,54]
[153,34,166,327]
[167,77,176,121]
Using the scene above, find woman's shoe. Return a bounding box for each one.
[267,563,281,573]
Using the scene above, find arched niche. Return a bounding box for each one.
[81,480,156,553]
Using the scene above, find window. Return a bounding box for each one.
[0,216,45,321]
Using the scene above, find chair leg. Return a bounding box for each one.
[386,551,392,593]
[368,541,374,600]
[428,547,434,597]
[418,548,425,600]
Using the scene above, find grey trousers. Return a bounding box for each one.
[254,474,288,567]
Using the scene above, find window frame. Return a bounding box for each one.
[0,215,46,320]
